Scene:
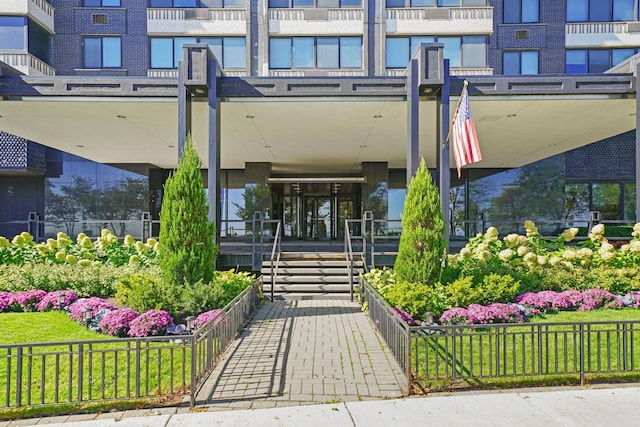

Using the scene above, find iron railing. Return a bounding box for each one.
[0,280,262,410]
[268,222,282,301]
[360,278,640,394]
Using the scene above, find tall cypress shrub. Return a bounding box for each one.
[394,158,446,285]
[158,135,218,286]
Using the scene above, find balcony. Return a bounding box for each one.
[565,22,640,48]
[268,69,365,76]
[147,69,248,77]
[0,0,54,33]
[386,6,493,35]
[0,52,55,76]
[385,66,492,76]
[269,9,364,35]
[147,8,246,36]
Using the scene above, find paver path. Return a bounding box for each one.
[197,299,405,410]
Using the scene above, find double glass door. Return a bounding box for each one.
[278,182,360,240]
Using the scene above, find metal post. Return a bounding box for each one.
[190,335,197,407]
[636,63,640,221]
[177,60,192,158]
[208,56,222,245]
[439,59,450,247]
[406,58,419,185]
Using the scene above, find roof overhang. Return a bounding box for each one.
[0,73,636,173]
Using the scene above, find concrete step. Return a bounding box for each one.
[263,260,363,268]
[262,284,356,293]
[271,292,356,301]
[261,267,364,275]
[278,252,352,261]
[262,275,358,284]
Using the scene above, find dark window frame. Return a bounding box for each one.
[83,36,122,69]
[269,36,363,70]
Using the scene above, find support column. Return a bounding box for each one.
[177,60,192,157]
[636,63,640,221]
[439,59,450,246]
[209,57,222,243]
[406,58,419,185]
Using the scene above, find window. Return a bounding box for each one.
[84,0,121,6]
[386,0,484,7]
[269,37,362,69]
[385,36,486,69]
[567,0,635,22]
[269,0,362,7]
[0,16,26,50]
[503,51,538,74]
[565,48,637,73]
[83,37,121,68]
[150,37,246,69]
[504,0,539,23]
[149,0,197,7]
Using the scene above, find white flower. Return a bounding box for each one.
[517,246,530,257]
[562,249,576,260]
[484,227,499,243]
[577,248,593,259]
[591,224,605,235]
[537,255,547,266]
[598,242,615,255]
[504,234,520,247]
[549,256,562,266]
[477,250,492,262]
[459,247,472,259]
[498,249,514,262]
[560,227,579,242]
[523,252,537,264]
[601,251,616,263]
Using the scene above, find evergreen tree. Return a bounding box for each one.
[158,135,218,286]
[394,158,446,285]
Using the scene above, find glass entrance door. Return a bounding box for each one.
[304,196,331,239]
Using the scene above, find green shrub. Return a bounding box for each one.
[445,276,482,308]
[0,263,148,297]
[394,158,446,285]
[159,135,219,287]
[115,273,177,314]
[383,281,447,319]
[180,280,228,318]
[477,273,520,305]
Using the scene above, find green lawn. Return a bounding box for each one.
[411,308,640,392]
[0,311,191,411]
[0,311,107,344]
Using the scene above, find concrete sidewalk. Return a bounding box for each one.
[5,385,639,426]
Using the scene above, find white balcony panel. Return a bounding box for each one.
[565,22,640,47]
[0,52,55,76]
[1,0,54,33]
[148,69,247,77]
[147,8,247,36]
[385,67,492,76]
[386,7,493,35]
[269,9,364,35]
[269,69,364,76]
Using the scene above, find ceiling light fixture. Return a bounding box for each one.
[116,115,127,119]
[77,144,85,148]
[246,115,255,119]
[373,115,382,118]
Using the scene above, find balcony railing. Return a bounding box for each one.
[0,52,55,76]
[147,8,247,35]
[386,6,493,34]
[566,22,628,34]
[386,6,492,21]
[0,0,54,32]
[147,8,246,21]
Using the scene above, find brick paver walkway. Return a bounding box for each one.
[196,299,405,410]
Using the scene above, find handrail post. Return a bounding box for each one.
[579,323,585,386]
[77,344,83,403]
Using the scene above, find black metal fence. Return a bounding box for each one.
[0,279,262,410]
[360,279,640,393]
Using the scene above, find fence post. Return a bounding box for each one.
[190,334,197,408]
[405,326,411,396]
[15,347,22,407]
[579,323,585,386]
[135,341,141,398]
[77,344,83,403]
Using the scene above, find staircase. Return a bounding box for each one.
[261,252,364,300]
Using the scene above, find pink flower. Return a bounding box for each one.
[68,297,115,322]
[37,290,79,312]
[14,290,47,312]
[194,309,223,329]
[128,310,173,337]
[99,308,140,337]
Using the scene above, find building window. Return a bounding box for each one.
[270,0,361,6]
[504,0,539,23]
[83,37,121,68]
[269,37,362,69]
[0,16,26,50]
[386,0,485,7]
[385,36,486,69]
[84,0,121,6]
[150,37,246,69]
[503,50,538,74]
[567,0,635,22]
[149,0,197,7]
[565,48,636,73]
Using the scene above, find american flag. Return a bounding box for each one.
[451,83,482,178]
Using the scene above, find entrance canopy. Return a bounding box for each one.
[0,73,635,173]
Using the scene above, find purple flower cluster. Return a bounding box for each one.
[13,290,47,312]
[391,307,417,325]
[194,309,223,328]
[98,308,140,337]
[128,309,173,337]
[0,291,15,313]
[440,303,524,325]
[36,290,79,312]
[516,289,622,313]
[68,297,115,322]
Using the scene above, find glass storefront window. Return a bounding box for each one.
[592,183,621,220]
[624,184,636,221]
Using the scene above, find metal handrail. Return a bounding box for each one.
[344,219,355,302]
[269,221,282,301]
